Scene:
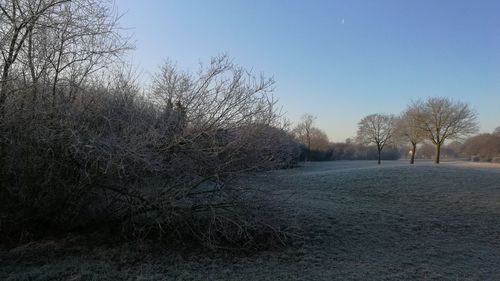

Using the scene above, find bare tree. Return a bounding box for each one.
[292,113,316,161]
[0,0,130,172]
[0,0,130,115]
[0,0,69,113]
[412,97,478,164]
[356,113,395,164]
[394,107,426,164]
[43,0,130,108]
[0,0,66,169]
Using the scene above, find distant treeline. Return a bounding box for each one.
[292,103,498,165]
[294,129,500,164]
[298,143,401,162]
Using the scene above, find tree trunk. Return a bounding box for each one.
[52,71,59,112]
[410,143,417,164]
[378,148,381,165]
[0,66,10,173]
[0,64,11,117]
[305,138,310,162]
[435,143,441,164]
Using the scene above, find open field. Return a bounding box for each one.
[2,160,500,280]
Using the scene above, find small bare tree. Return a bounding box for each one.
[356,113,395,164]
[394,107,426,164]
[412,97,478,164]
[292,113,316,161]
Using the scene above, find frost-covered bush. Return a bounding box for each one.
[0,57,299,249]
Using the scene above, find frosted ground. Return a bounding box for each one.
[2,161,500,280]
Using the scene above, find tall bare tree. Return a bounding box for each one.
[0,0,130,115]
[0,0,130,170]
[394,107,426,164]
[356,113,395,164]
[412,97,478,164]
[44,0,130,108]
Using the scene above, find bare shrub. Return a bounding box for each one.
[0,58,299,250]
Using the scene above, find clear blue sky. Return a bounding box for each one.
[118,0,500,142]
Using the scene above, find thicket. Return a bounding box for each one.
[0,0,300,250]
[462,132,500,163]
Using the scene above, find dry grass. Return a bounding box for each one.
[2,160,500,280]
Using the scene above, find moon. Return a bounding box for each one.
[341,19,345,24]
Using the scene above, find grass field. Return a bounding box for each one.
[2,160,500,280]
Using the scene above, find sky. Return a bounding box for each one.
[117,0,500,142]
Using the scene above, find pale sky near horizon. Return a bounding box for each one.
[117,0,500,142]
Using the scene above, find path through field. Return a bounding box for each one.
[2,161,500,280]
